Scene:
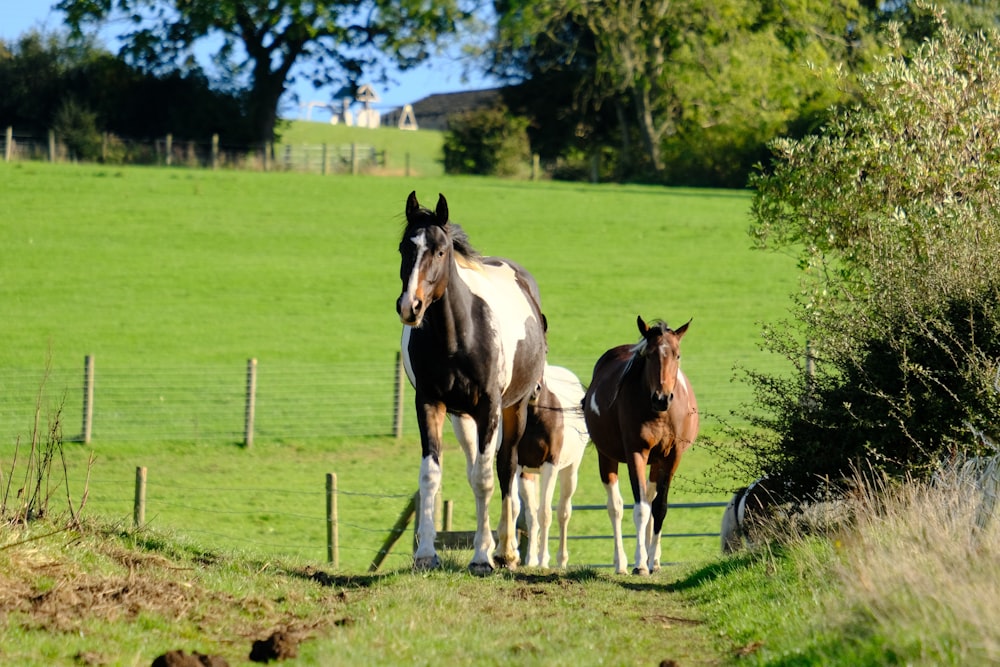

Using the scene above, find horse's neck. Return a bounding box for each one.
[429,260,478,355]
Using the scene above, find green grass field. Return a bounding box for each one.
[0,159,800,572]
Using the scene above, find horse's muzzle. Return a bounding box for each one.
[397,294,423,327]
[651,391,672,413]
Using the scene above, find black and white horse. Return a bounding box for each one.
[396,191,547,574]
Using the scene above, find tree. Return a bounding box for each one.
[719,12,1000,497]
[491,0,883,184]
[57,0,479,144]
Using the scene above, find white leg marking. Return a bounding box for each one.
[414,455,442,567]
[537,464,557,568]
[451,414,495,569]
[519,470,541,567]
[633,500,651,575]
[605,480,627,575]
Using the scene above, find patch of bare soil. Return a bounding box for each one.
[0,531,330,664]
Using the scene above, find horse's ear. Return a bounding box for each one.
[674,319,692,338]
[406,191,420,220]
[435,193,449,226]
[637,315,648,336]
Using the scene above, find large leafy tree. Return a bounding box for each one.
[492,0,881,183]
[58,0,478,144]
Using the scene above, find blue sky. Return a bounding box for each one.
[1,2,499,122]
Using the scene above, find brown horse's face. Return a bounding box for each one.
[637,316,689,413]
[397,193,451,327]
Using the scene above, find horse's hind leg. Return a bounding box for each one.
[495,403,527,570]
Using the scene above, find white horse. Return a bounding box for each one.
[512,364,589,568]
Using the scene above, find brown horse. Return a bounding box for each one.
[583,316,698,575]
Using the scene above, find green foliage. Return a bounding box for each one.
[53,99,102,161]
[490,0,884,186]
[725,12,1000,493]
[57,0,479,142]
[0,29,256,142]
[442,104,531,176]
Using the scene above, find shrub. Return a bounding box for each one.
[442,104,531,177]
[718,11,1000,497]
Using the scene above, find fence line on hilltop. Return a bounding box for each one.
[1,126,401,176]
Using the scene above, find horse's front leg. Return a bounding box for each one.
[518,469,541,567]
[452,413,496,574]
[599,455,627,575]
[553,462,579,569]
[414,400,448,570]
[537,463,558,568]
[628,451,652,576]
[494,402,528,570]
[647,450,681,572]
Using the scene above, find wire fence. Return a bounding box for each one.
[2,355,737,570]
[0,354,753,447]
[58,468,726,572]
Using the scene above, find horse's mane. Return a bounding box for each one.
[447,222,481,262]
[630,319,670,355]
[404,207,482,263]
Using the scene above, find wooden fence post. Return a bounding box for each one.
[350,143,358,175]
[165,133,173,166]
[5,126,13,162]
[244,358,257,448]
[394,351,405,439]
[321,143,328,176]
[443,499,453,531]
[532,153,540,180]
[369,491,417,572]
[82,355,94,444]
[326,472,339,567]
[133,466,147,528]
[48,130,56,162]
[211,134,219,170]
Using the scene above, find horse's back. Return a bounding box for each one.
[455,258,546,404]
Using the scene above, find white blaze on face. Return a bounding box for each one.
[399,229,428,323]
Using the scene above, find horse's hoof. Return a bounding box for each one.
[493,554,520,571]
[631,566,650,576]
[413,554,441,571]
[468,561,495,577]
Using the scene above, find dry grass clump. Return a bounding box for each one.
[835,458,1000,663]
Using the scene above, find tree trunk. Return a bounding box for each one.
[632,85,664,175]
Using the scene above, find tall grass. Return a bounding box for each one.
[687,460,1000,665]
